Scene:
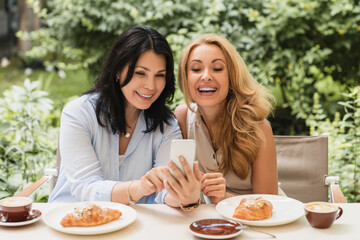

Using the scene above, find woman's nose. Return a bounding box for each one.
[201,69,211,81]
[144,76,156,90]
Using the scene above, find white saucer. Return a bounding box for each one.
[189,218,243,239]
[0,209,42,227]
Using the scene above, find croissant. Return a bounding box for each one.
[60,204,122,227]
[233,197,273,221]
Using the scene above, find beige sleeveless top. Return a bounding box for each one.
[187,103,253,195]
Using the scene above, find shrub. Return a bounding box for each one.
[307,87,360,202]
[21,0,360,134]
[0,79,58,201]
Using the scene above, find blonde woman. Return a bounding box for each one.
[175,34,278,204]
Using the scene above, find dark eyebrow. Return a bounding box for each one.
[136,66,166,73]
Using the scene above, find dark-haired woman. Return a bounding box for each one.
[49,27,201,205]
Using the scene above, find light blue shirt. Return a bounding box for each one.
[49,94,182,203]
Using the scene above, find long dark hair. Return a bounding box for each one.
[85,26,175,134]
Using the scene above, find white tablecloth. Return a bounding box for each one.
[1,203,359,240]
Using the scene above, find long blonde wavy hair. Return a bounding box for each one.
[178,34,274,179]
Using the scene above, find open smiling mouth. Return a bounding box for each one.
[198,87,217,94]
[136,91,153,99]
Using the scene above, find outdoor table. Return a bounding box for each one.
[1,203,359,239]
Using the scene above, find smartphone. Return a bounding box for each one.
[169,139,196,177]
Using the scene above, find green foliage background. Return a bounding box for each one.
[22,0,360,134]
[3,0,358,201]
[0,80,57,201]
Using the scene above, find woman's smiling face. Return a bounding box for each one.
[186,44,229,110]
[118,50,166,111]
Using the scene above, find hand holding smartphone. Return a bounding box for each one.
[169,139,196,177]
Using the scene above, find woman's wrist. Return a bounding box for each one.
[180,199,200,211]
[164,192,201,209]
[224,191,235,199]
[127,180,142,204]
[180,194,201,208]
[127,181,137,204]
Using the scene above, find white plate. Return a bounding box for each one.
[0,209,42,227]
[216,194,304,226]
[43,201,136,235]
[189,218,243,239]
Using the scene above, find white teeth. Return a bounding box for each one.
[137,92,152,98]
[198,88,216,92]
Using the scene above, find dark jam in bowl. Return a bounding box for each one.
[190,219,241,235]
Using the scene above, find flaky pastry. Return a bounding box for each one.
[60,204,122,227]
[232,197,273,221]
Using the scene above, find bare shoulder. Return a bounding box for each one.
[260,119,274,137]
[174,103,188,138]
[174,103,188,121]
[259,120,275,148]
